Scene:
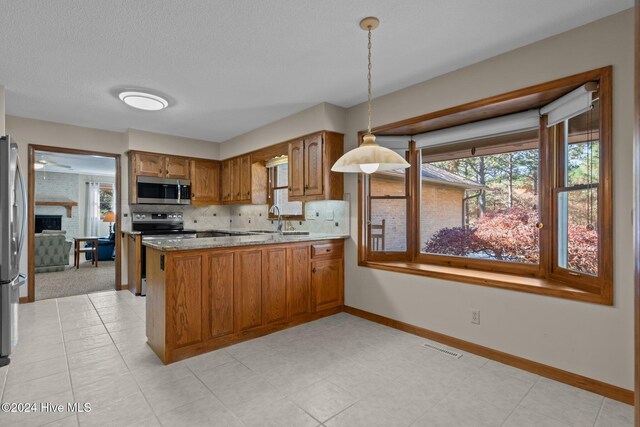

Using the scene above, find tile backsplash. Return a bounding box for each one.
[125,198,349,235]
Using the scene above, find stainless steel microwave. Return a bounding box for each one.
[135,176,191,205]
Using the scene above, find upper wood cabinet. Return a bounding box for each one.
[165,156,190,179]
[220,154,267,205]
[221,159,232,202]
[288,131,344,202]
[131,152,165,177]
[190,159,220,204]
[288,140,305,197]
[129,150,220,205]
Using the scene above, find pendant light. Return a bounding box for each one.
[332,17,410,174]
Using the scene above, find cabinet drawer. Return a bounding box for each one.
[311,242,343,259]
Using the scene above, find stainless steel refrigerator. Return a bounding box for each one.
[0,135,26,366]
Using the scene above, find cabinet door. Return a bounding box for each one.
[133,153,164,177]
[311,258,343,312]
[304,135,324,196]
[221,160,232,202]
[235,250,262,332]
[165,156,190,179]
[127,234,141,295]
[231,158,242,201]
[287,246,310,319]
[239,155,252,201]
[167,255,203,348]
[203,253,234,339]
[262,248,287,325]
[191,160,220,203]
[288,140,305,197]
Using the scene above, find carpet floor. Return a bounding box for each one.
[34,261,116,300]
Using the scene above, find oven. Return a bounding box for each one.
[135,176,191,205]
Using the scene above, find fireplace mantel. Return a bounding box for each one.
[35,200,78,218]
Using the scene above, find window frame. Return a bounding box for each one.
[358,67,613,305]
[98,183,114,221]
[267,164,305,220]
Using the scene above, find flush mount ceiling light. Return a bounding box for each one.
[118,91,168,111]
[332,17,410,174]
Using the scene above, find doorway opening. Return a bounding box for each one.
[27,145,121,301]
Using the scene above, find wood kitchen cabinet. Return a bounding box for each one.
[203,253,234,339]
[165,156,190,179]
[220,154,267,205]
[167,254,202,349]
[287,131,344,202]
[287,246,310,319]
[262,248,288,325]
[190,159,221,204]
[145,239,344,364]
[220,159,232,202]
[311,242,344,312]
[235,250,263,332]
[288,140,305,197]
[126,232,142,295]
[131,152,165,177]
[128,150,195,203]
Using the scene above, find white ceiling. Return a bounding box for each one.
[0,1,632,143]
[35,151,116,176]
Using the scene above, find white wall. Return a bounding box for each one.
[220,103,347,159]
[341,9,634,390]
[125,129,220,160]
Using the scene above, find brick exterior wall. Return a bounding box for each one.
[369,176,464,252]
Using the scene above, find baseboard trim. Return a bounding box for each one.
[19,297,28,304]
[343,305,634,405]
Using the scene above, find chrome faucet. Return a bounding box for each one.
[269,205,283,233]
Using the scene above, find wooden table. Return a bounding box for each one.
[74,237,99,269]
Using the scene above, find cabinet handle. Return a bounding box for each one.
[312,267,317,273]
[325,249,330,252]
[237,192,240,196]
[305,185,308,190]
[288,187,292,191]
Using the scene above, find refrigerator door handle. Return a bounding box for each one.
[15,160,26,259]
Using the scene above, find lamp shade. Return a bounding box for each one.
[331,134,410,174]
[102,211,116,223]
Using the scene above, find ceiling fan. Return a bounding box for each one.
[34,159,72,170]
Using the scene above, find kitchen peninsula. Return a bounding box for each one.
[144,233,347,364]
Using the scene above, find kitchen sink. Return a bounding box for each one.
[249,230,280,234]
[281,231,310,235]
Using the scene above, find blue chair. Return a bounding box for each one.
[85,237,115,261]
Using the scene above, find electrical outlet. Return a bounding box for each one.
[471,310,480,325]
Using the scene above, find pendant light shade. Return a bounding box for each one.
[332,17,411,174]
[331,134,410,173]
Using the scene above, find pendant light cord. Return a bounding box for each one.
[367,26,373,135]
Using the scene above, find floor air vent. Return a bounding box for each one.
[423,343,463,359]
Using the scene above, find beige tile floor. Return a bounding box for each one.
[0,290,633,426]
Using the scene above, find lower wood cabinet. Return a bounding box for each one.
[203,253,234,339]
[167,255,202,348]
[235,250,263,332]
[287,246,310,319]
[311,258,343,312]
[145,240,344,364]
[262,248,288,325]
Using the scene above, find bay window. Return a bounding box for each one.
[359,67,612,304]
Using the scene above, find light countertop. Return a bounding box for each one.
[142,233,349,251]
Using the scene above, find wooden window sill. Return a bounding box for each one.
[359,260,612,305]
